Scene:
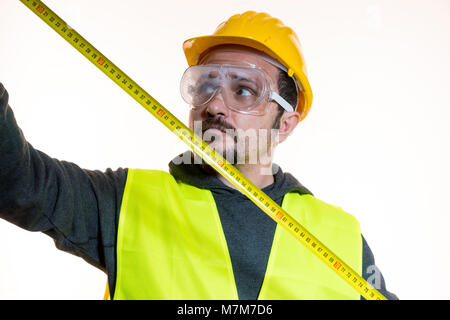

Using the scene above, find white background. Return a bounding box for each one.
[0,0,449,299]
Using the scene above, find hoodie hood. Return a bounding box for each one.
[168,151,312,201]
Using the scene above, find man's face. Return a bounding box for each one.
[187,47,284,166]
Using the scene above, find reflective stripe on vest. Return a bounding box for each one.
[114,169,362,299]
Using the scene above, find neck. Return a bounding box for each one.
[202,161,275,190]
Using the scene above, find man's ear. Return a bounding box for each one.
[278,111,300,143]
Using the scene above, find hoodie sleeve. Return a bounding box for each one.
[0,83,126,289]
[361,235,399,300]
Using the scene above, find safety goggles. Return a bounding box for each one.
[180,64,294,116]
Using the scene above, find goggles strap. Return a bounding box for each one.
[270,91,294,112]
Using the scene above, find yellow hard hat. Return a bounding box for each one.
[182,11,313,121]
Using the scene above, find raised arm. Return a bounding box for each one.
[0,83,127,290]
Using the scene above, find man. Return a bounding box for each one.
[0,11,397,299]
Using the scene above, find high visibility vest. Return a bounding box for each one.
[112,169,362,299]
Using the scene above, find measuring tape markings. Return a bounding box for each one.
[19,0,386,300]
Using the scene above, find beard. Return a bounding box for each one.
[192,117,279,166]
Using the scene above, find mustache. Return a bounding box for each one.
[201,117,235,134]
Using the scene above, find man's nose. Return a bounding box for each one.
[205,90,230,118]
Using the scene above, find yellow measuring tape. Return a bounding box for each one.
[19,0,386,300]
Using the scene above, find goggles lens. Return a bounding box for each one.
[180,65,270,115]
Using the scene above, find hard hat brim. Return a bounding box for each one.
[183,35,280,66]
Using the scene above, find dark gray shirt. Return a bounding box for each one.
[0,83,397,299]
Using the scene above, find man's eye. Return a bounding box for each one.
[236,87,255,96]
[199,82,218,95]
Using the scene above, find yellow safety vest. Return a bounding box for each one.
[112,169,362,299]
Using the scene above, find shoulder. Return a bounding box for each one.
[124,168,207,197]
[285,192,361,230]
[126,168,176,185]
